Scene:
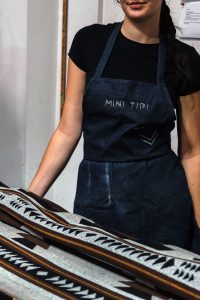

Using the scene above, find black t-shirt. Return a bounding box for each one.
[68,22,200,109]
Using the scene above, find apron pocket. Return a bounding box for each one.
[74,160,114,210]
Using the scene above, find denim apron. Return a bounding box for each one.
[73,21,199,253]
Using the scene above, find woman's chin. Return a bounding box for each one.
[127,12,149,21]
[125,7,150,20]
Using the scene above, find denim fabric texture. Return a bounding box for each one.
[73,21,199,254]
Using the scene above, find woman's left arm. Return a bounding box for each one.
[177,90,200,226]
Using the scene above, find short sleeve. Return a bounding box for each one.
[67,27,86,71]
[179,46,200,96]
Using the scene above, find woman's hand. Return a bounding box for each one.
[28,58,86,197]
[177,90,200,226]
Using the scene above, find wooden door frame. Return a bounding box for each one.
[61,0,68,115]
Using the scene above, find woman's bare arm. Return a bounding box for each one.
[28,58,86,197]
[177,91,200,225]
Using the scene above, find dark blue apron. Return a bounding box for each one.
[73,21,200,254]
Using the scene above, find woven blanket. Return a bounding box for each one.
[0,182,200,300]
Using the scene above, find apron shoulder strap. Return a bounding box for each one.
[94,21,123,78]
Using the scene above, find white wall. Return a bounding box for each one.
[25,0,63,200]
[0,0,27,187]
[0,0,63,199]
[0,0,63,196]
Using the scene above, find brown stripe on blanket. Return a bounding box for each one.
[0,210,22,229]
[14,189,200,261]
[0,188,186,255]
[2,187,132,241]
[0,189,198,261]
[0,189,143,243]
[0,189,188,255]
[15,232,50,250]
[0,236,129,300]
[3,188,196,262]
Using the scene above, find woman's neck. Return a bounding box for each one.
[121,16,160,44]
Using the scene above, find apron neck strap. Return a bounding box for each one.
[94,21,167,87]
[94,21,123,78]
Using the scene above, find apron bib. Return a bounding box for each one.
[73,21,199,253]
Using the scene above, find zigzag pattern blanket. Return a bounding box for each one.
[0,183,200,300]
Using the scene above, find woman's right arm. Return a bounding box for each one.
[28,57,86,197]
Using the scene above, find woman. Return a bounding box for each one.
[28,0,200,253]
